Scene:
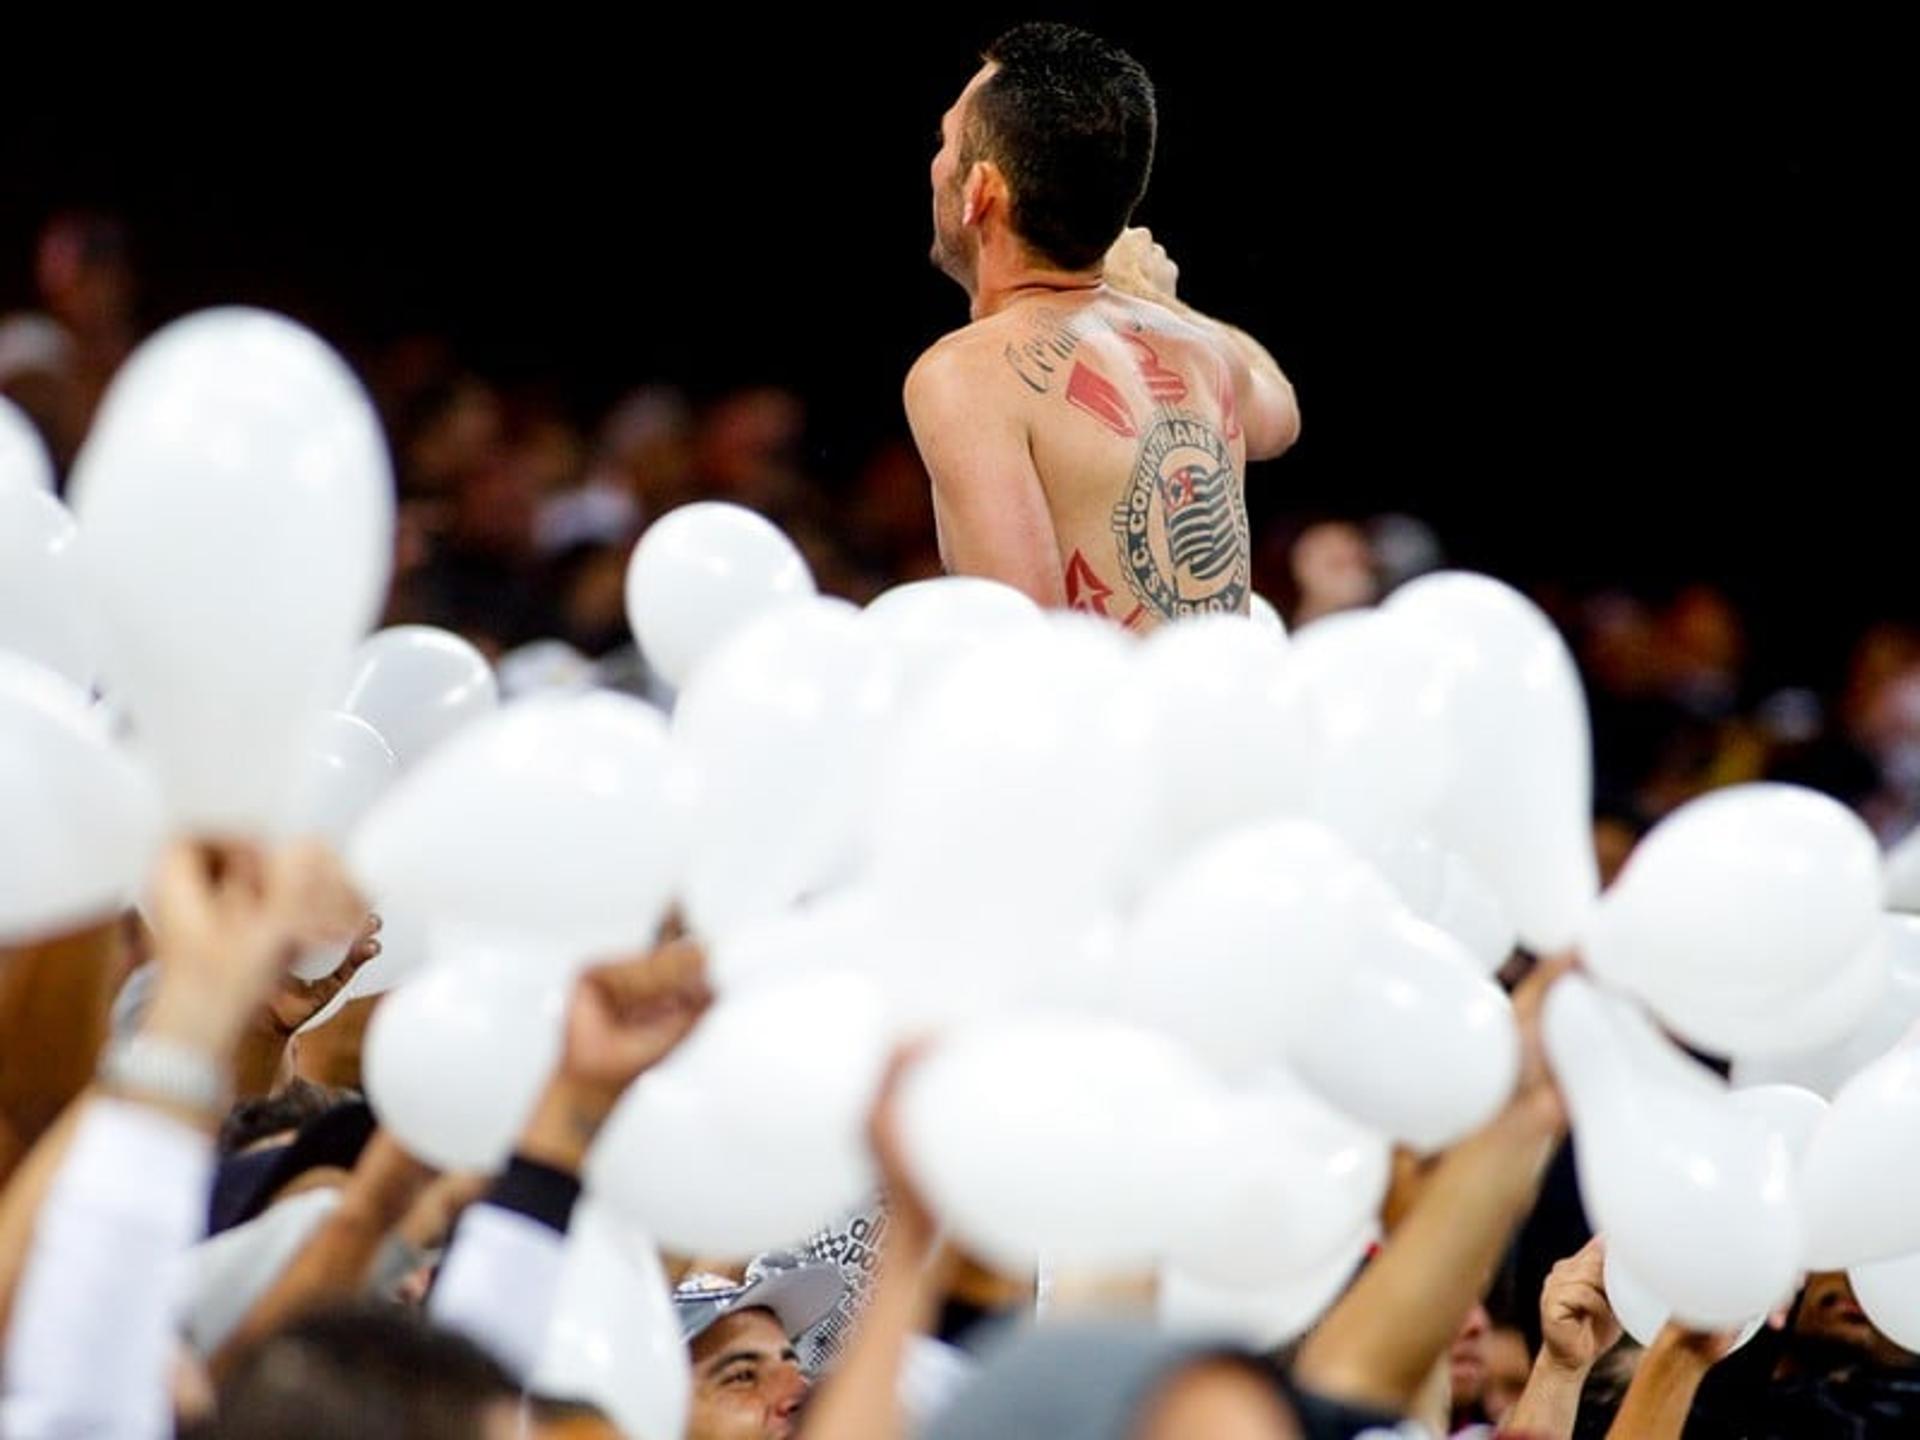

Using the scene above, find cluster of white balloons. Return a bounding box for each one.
[16,305,1920,1398]
[1543,779,1920,1344]
[494,515,1606,1345]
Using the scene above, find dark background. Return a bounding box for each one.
[1,12,1902,689]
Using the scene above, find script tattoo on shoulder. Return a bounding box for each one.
[1001,311,1085,394]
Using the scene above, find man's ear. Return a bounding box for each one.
[962,160,1006,228]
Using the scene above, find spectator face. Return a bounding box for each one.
[1448,1301,1491,1412]
[1795,1272,1913,1367]
[1480,1325,1533,1424]
[687,1309,810,1440]
[35,214,134,337]
[1289,522,1378,622]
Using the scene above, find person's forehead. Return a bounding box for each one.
[692,1307,789,1366]
[948,62,998,122]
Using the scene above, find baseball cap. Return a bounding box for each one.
[673,1251,846,1349]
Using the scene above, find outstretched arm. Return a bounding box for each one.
[1501,1236,1623,1438]
[1294,960,1571,1415]
[1604,1324,1733,1440]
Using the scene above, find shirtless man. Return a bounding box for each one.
[906,22,1300,630]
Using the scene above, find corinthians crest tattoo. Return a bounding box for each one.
[1113,414,1249,619]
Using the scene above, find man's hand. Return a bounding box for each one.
[868,1043,939,1257]
[518,939,713,1174]
[143,841,364,1061]
[1541,1237,1622,1374]
[1103,226,1180,302]
[1603,1321,1740,1439]
[556,938,713,1104]
[262,915,382,1040]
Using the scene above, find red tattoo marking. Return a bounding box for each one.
[1066,362,1138,438]
[1065,550,1115,616]
[1121,604,1147,629]
[1121,333,1189,404]
[1216,356,1242,442]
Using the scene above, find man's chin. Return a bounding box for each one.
[929,242,970,288]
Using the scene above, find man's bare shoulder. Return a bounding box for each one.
[904,318,1061,444]
[905,323,1001,394]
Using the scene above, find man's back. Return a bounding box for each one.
[909,289,1251,632]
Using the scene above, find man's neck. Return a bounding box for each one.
[971,260,1106,321]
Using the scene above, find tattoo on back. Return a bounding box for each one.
[1112,414,1249,619]
[1101,334,1249,620]
[1066,362,1139,438]
[1002,312,1084,394]
[1015,316,1250,622]
[1065,549,1147,630]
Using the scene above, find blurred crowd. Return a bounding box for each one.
[10,211,1918,858]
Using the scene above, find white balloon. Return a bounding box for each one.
[1734,916,1920,1096]
[0,485,95,690]
[1727,1084,1828,1170]
[1117,820,1390,1076]
[872,619,1148,942]
[898,1015,1225,1274]
[1247,591,1289,645]
[339,626,498,771]
[0,396,54,494]
[1129,616,1309,866]
[675,598,897,939]
[708,887,885,993]
[1801,1040,1920,1268]
[531,1201,690,1440]
[1850,1250,1920,1352]
[588,972,889,1258]
[1368,833,1447,917]
[1586,785,1883,1033]
[624,501,815,689]
[1176,1070,1390,1289]
[284,713,396,981]
[68,308,393,833]
[362,940,569,1173]
[862,576,1043,704]
[1657,923,1893,1062]
[1385,573,1598,953]
[351,692,678,956]
[1604,1246,1765,1353]
[1159,1234,1369,1350]
[1285,910,1520,1152]
[870,900,1124,1033]
[1286,611,1453,855]
[0,654,162,944]
[1888,830,1920,913]
[1371,836,1516,974]
[287,712,397,845]
[1430,850,1518,973]
[1545,977,1802,1328]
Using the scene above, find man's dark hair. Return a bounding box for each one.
[202,1301,514,1440]
[217,1079,344,1156]
[968,23,1157,271]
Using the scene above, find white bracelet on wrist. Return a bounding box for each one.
[98,1034,230,1119]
